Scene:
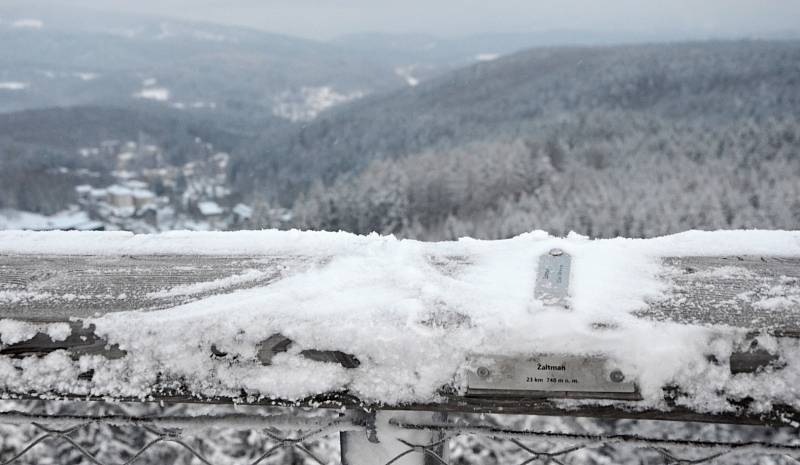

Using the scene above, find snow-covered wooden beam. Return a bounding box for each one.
[0,230,799,427]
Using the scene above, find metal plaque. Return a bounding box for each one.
[535,249,571,308]
[466,354,638,399]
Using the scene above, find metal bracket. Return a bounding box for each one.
[535,248,572,308]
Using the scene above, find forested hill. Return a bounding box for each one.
[0,106,244,153]
[233,40,800,201]
[234,40,800,239]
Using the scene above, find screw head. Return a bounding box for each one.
[549,248,564,256]
[609,369,625,383]
[476,366,491,379]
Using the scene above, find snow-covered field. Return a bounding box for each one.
[133,86,170,101]
[475,53,500,61]
[10,18,44,29]
[0,81,29,91]
[395,65,420,86]
[0,208,101,231]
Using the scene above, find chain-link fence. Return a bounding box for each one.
[1,400,799,465]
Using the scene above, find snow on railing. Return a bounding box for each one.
[1,230,800,464]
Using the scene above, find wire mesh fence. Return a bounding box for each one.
[0,400,799,465]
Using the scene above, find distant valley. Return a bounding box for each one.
[1,3,799,238]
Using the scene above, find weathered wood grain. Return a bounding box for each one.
[0,254,796,373]
[640,256,800,336]
[2,254,798,332]
[0,254,323,320]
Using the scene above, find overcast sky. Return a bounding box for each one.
[24,0,800,40]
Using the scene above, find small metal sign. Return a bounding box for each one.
[466,355,638,399]
[535,249,571,308]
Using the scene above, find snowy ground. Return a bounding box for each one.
[0,208,103,231]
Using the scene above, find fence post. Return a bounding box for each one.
[341,411,449,465]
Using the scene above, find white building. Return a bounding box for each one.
[132,189,156,209]
[107,185,134,209]
[197,200,224,229]
[232,203,253,226]
[75,185,92,202]
[89,188,108,203]
[197,200,224,217]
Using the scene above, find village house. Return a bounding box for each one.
[132,189,155,209]
[196,200,225,229]
[75,185,92,202]
[107,185,134,209]
[232,203,253,227]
